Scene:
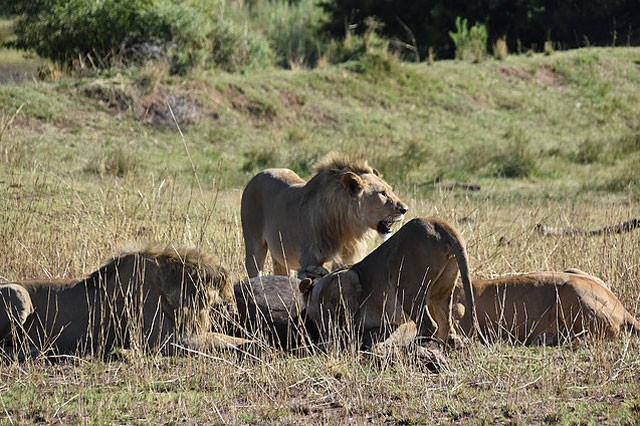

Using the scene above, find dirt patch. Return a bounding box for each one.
[498,65,532,82]
[229,93,279,122]
[81,82,133,111]
[80,81,200,128]
[141,94,199,128]
[498,65,563,87]
[279,89,305,109]
[534,66,563,87]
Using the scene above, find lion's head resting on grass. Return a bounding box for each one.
[101,244,237,334]
[0,244,245,356]
[241,152,408,278]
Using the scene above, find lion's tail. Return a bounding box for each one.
[432,219,481,340]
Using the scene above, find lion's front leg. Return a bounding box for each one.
[297,247,332,280]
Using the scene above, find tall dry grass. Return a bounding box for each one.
[1,46,640,422]
[1,162,639,423]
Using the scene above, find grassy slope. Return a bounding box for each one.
[2,47,639,190]
[1,48,640,424]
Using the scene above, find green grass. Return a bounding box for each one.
[2,47,639,194]
[1,47,640,424]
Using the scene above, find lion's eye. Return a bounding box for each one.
[379,191,387,198]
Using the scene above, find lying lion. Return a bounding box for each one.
[241,152,408,279]
[452,268,640,344]
[0,244,249,357]
[299,217,478,348]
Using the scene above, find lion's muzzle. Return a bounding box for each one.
[376,212,405,235]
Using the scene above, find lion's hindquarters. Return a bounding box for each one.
[396,220,466,343]
[241,169,306,277]
[465,274,638,344]
[563,279,635,339]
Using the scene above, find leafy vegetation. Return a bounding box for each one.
[9,0,272,72]
[449,17,488,62]
[321,0,640,59]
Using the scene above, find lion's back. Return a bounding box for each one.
[241,168,305,226]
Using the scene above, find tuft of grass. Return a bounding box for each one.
[84,147,141,178]
[449,17,488,63]
[493,36,508,60]
[242,145,282,172]
[544,40,555,55]
[489,128,537,178]
[570,137,605,164]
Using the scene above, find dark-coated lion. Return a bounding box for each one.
[0,244,248,357]
[241,152,408,279]
[452,270,640,344]
[299,217,477,348]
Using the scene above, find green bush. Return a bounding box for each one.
[13,0,169,67]
[248,0,326,68]
[490,129,536,178]
[323,18,401,79]
[449,17,487,62]
[208,19,273,73]
[12,0,273,73]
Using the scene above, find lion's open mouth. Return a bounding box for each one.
[376,215,403,235]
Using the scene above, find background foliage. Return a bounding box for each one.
[321,0,640,60]
[1,1,640,422]
[3,0,639,72]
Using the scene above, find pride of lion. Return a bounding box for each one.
[1,152,638,366]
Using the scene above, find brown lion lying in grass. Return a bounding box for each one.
[452,268,640,344]
[0,244,249,358]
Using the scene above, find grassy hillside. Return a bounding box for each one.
[2,47,639,191]
[1,48,640,424]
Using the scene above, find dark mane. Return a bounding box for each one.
[85,243,225,286]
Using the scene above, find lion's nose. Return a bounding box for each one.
[398,203,408,215]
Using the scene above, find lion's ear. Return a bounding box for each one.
[372,168,382,177]
[299,278,314,295]
[342,172,364,197]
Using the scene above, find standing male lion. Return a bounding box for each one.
[241,152,408,279]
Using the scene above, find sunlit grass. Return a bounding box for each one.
[1,47,640,423]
